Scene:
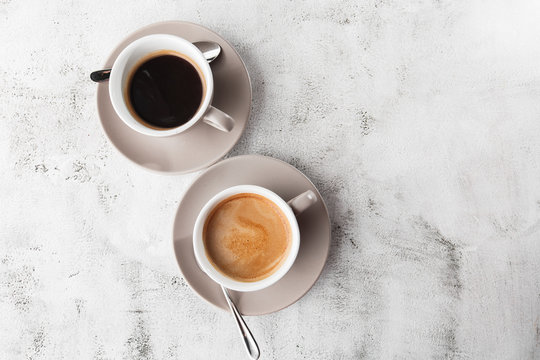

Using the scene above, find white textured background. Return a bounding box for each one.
[2,0,540,359]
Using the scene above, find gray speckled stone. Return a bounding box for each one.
[2,1,540,359]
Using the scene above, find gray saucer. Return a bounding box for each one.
[96,21,251,174]
[172,155,331,315]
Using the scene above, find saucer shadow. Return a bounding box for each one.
[215,31,266,158]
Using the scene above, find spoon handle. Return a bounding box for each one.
[90,41,221,83]
[221,286,260,360]
[90,69,112,82]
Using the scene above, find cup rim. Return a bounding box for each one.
[109,34,214,137]
[193,185,301,292]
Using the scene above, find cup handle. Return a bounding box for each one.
[287,190,317,216]
[203,106,235,132]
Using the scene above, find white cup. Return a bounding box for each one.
[109,34,234,137]
[193,185,317,292]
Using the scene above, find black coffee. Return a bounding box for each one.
[127,51,204,129]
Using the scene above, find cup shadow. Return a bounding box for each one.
[266,155,346,292]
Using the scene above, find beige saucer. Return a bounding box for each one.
[172,155,331,315]
[96,21,251,174]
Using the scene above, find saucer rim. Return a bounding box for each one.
[172,154,331,315]
[95,20,253,175]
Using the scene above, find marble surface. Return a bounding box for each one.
[1,0,540,359]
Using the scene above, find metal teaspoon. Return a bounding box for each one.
[221,285,260,360]
[89,41,221,82]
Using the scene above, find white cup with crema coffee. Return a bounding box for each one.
[109,34,234,137]
[193,185,317,292]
